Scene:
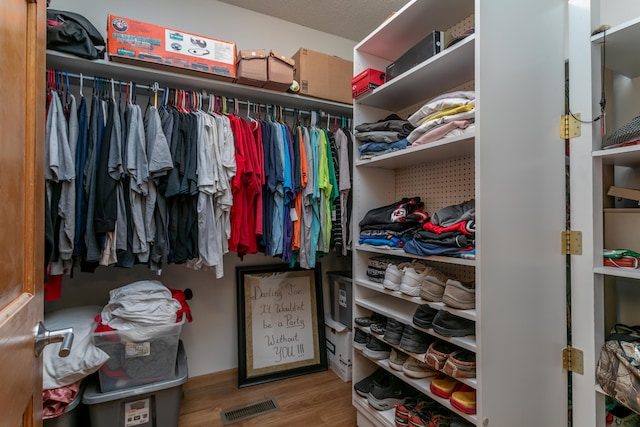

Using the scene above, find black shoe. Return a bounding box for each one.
[354,312,386,327]
[370,320,387,335]
[363,336,392,360]
[367,375,412,411]
[399,325,433,354]
[383,318,405,345]
[353,368,389,397]
[413,304,438,329]
[432,310,475,337]
[353,328,369,350]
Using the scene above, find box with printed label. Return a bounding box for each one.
[351,68,386,98]
[92,316,185,393]
[107,15,236,81]
[325,325,352,382]
[385,31,450,82]
[292,48,353,104]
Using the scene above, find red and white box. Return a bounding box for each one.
[107,15,236,81]
[351,68,385,98]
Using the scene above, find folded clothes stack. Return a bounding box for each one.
[403,199,476,258]
[407,90,476,147]
[358,197,429,250]
[354,114,415,159]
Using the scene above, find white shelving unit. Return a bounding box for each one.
[352,1,567,426]
[569,4,640,426]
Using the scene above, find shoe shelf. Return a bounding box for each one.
[354,132,475,170]
[354,244,476,267]
[353,394,396,427]
[594,267,640,280]
[592,144,640,166]
[356,350,479,424]
[355,296,477,352]
[356,325,478,389]
[590,16,640,78]
[354,277,477,321]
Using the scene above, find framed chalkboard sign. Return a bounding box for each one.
[236,264,327,387]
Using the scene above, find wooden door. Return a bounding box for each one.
[0,0,46,425]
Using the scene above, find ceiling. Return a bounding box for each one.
[216,0,411,41]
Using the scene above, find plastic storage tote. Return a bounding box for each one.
[43,382,87,427]
[83,340,188,427]
[92,316,185,392]
[326,271,353,328]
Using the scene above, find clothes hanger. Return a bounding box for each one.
[64,72,70,106]
[152,82,159,109]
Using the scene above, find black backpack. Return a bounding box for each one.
[47,9,106,60]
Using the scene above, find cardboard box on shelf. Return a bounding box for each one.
[292,48,353,104]
[351,68,385,98]
[236,49,267,87]
[263,50,295,91]
[604,208,640,252]
[107,15,236,81]
[385,31,450,81]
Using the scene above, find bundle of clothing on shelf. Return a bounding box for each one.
[44,72,353,298]
[358,197,429,249]
[354,114,415,159]
[353,91,476,160]
[406,90,475,146]
[358,198,476,259]
[403,199,475,258]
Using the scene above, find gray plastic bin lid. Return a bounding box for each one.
[326,270,352,279]
[82,340,188,405]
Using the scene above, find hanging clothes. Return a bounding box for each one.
[45,90,76,274]
[44,72,354,277]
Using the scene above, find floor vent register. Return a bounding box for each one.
[220,397,280,425]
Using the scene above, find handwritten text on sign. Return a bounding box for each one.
[249,273,315,369]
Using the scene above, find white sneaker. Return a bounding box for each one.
[383,262,413,291]
[399,263,427,296]
[383,264,403,291]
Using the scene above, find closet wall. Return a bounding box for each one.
[50,0,356,59]
[45,0,355,378]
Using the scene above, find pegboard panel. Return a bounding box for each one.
[421,260,475,283]
[447,14,475,38]
[395,155,475,215]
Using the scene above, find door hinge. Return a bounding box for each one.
[561,230,582,255]
[562,346,584,374]
[560,113,581,139]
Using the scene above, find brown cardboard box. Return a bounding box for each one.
[107,15,236,81]
[263,50,295,91]
[292,48,353,104]
[236,49,267,87]
[604,208,640,251]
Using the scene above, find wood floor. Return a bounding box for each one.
[178,368,357,427]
